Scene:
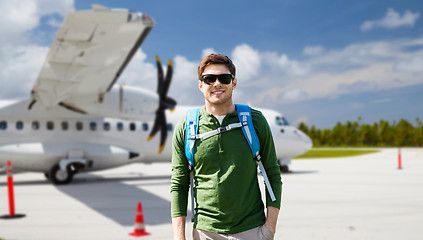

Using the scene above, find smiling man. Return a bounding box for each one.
[171,54,282,240]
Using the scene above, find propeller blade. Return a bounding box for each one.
[147,55,177,153]
[158,111,167,153]
[147,113,161,141]
[28,99,36,110]
[162,97,177,110]
[155,55,164,93]
[161,59,173,98]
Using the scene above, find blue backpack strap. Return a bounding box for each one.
[185,108,200,170]
[235,104,261,160]
[236,104,276,201]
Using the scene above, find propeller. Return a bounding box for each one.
[147,55,177,153]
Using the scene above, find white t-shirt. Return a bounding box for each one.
[215,115,226,125]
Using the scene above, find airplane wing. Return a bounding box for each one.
[32,5,155,108]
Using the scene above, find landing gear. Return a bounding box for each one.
[278,159,291,173]
[48,158,87,185]
[49,164,74,185]
[280,164,289,173]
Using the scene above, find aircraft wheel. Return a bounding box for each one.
[44,172,50,180]
[280,165,289,173]
[49,164,73,185]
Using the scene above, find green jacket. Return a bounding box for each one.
[171,106,282,234]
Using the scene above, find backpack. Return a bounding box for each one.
[184,104,276,220]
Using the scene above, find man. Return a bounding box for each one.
[171,53,282,240]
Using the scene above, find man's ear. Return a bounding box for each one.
[198,80,203,91]
[232,78,237,89]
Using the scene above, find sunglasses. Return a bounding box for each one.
[200,74,234,85]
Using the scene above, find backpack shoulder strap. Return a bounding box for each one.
[236,104,276,202]
[235,104,260,159]
[185,107,200,170]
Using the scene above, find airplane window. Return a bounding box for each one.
[117,122,123,131]
[129,122,136,131]
[276,117,283,126]
[76,121,83,131]
[16,121,24,130]
[282,117,290,126]
[47,121,54,130]
[32,121,39,130]
[0,121,7,130]
[167,123,173,131]
[142,123,148,131]
[103,122,110,131]
[276,116,290,126]
[61,121,68,131]
[90,122,97,131]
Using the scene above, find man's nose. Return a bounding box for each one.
[213,78,223,86]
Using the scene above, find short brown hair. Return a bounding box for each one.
[198,53,236,80]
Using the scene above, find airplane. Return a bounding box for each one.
[0,5,312,184]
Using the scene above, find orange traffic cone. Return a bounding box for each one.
[129,202,151,237]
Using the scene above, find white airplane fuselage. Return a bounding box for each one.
[0,99,312,177]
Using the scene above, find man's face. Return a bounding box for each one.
[198,64,237,107]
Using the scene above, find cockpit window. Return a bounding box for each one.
[276,116,290,126]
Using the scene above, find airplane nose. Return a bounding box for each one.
[297,129,313,150]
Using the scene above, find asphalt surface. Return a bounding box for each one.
[0,148,422,239]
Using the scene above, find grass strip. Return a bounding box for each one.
[294,149,380,159]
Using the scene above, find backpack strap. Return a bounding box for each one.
[235,104,260,159]
[235,104,276,202]
[185,108,200,171]
[184,108,200,222]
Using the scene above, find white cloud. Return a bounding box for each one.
[263,52,310,76]
[169,55,202,105]
[0,0,74,44]
[0,0,39,42]
[337,81,379,93]
[0,45,48,99]
[201,48,216,59]
[303,46,325,56]
[47,17,64,28]
[231,44,261,81]
[361,8,420,31]
[394,56,423,73]
[0,0,74,99]
[119,49,156,90]
[281,88,307,100]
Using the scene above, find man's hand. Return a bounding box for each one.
[265,206,280,235]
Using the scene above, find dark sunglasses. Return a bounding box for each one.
[200,74,234,85]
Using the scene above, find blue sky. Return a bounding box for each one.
[1,0,422,128]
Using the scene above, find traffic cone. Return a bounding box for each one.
[129,202,150,237]
[0,160,25,219]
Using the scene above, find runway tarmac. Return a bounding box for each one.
[0,148,422,239]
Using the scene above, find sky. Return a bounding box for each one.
[0,0,422,129]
